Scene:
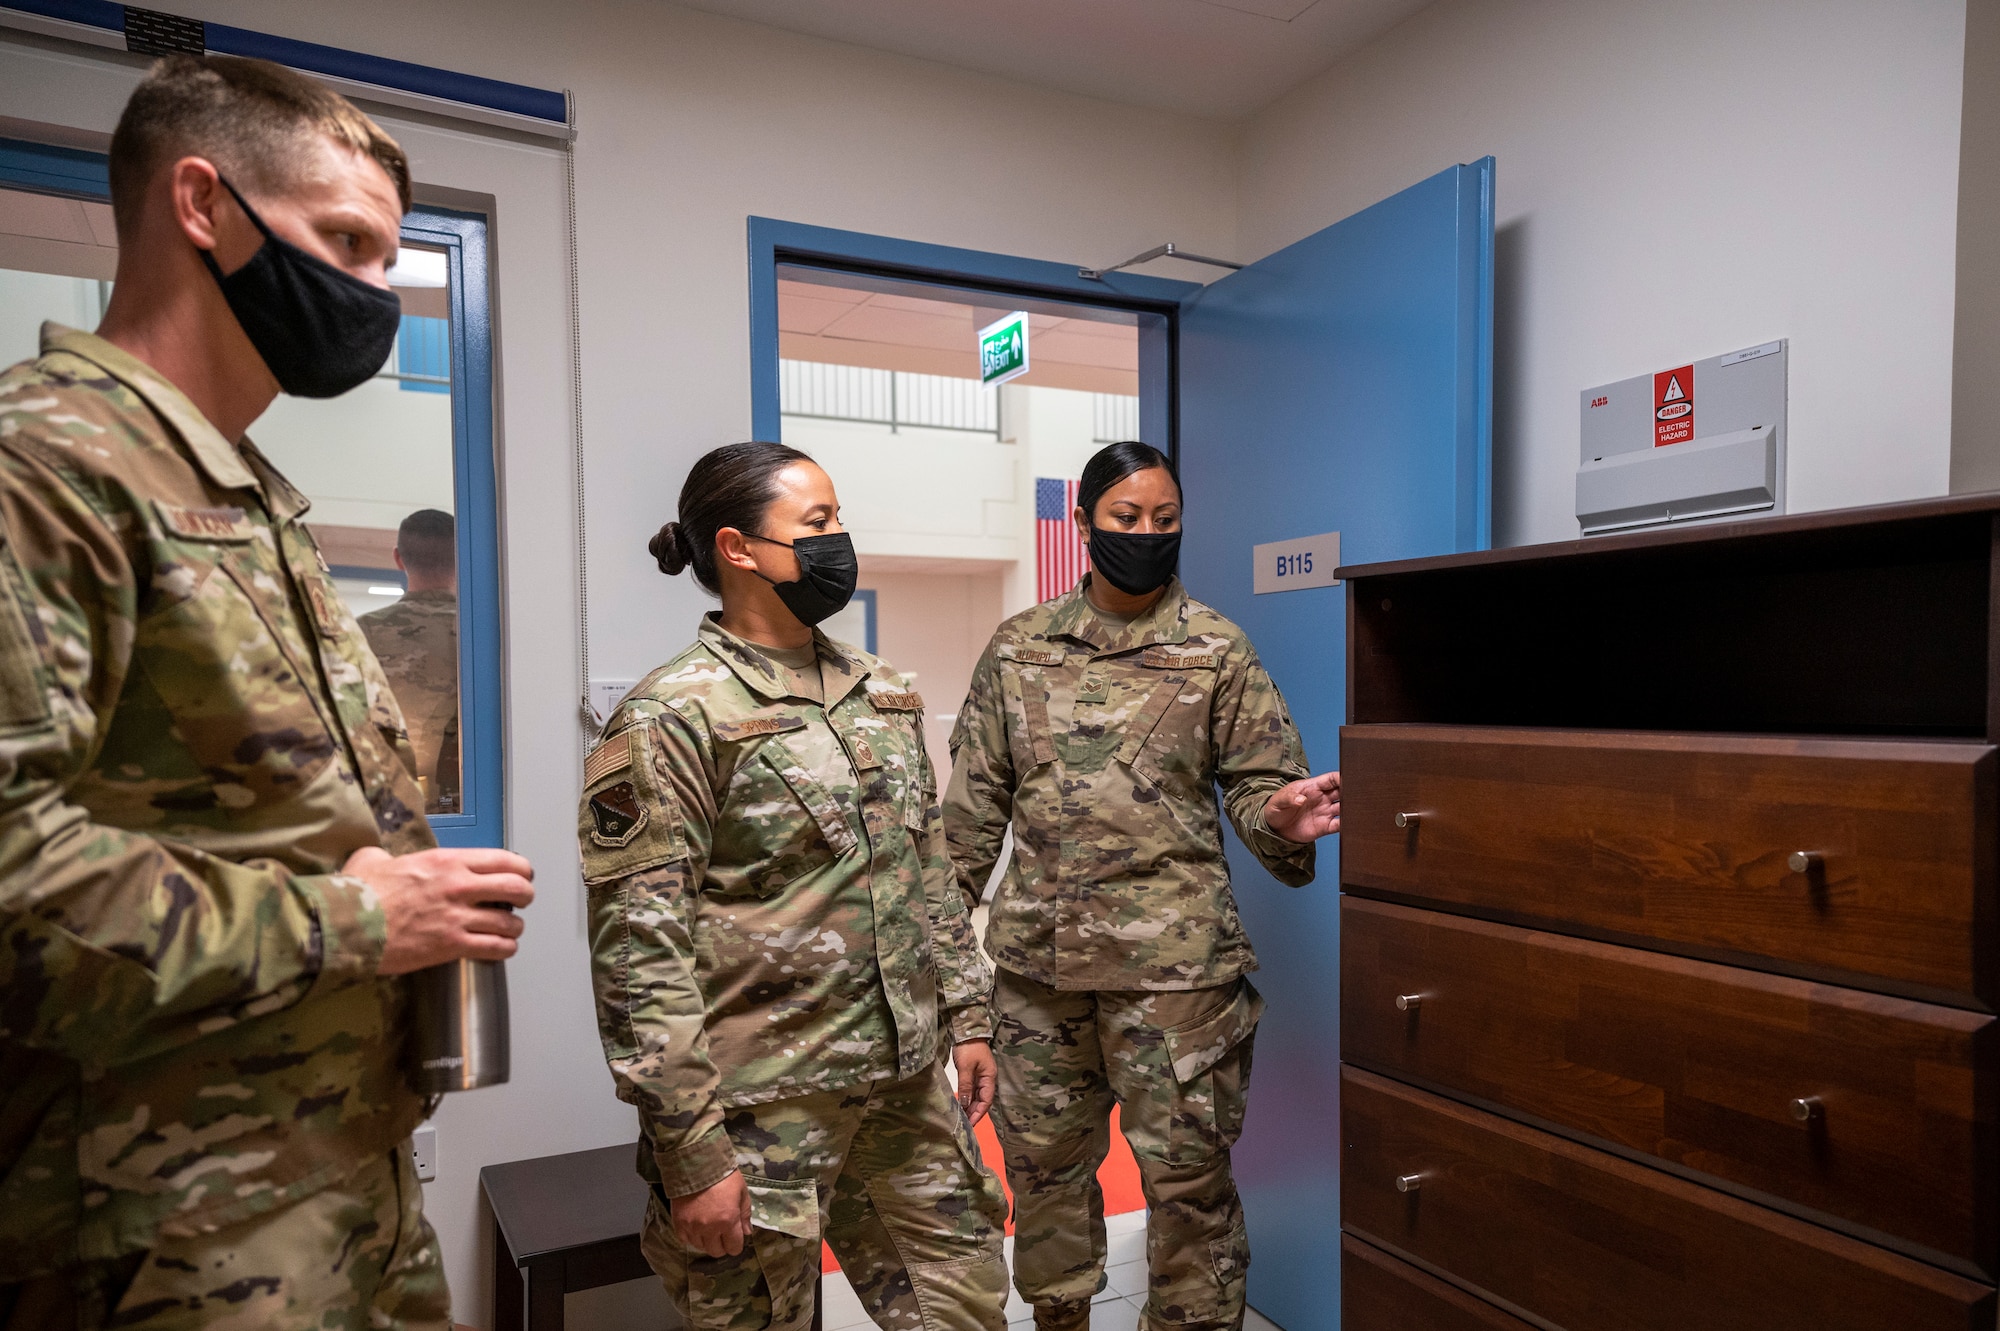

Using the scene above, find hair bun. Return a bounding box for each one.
[650,521,692,576]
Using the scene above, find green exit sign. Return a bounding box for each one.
[978,311,1030,386]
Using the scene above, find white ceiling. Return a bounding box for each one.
[671,0,1436,120]
[779,277,1138,391]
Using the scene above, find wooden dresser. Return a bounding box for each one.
[1335,496,2000,1330]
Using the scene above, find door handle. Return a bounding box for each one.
[1789,1096,1823,1124]
[1787,850,1823,875]
[1395,993,1423,1012]
[1395,811,1422,829]
[1395,1172,1424,1194]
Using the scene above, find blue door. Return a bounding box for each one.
[1177,158,1495,1329]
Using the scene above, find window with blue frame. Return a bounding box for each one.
[0,137,506,849]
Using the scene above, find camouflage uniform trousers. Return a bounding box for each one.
[641,1058,1009,1331]
[0,1141,447,1331]
[990,969,1260,1331]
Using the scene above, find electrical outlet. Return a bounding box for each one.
[412,1125,438,1182]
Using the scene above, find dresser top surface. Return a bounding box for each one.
[1337,491,2000,582]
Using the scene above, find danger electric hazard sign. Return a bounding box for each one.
[1654,365,1694,447]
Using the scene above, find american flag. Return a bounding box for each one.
[1035,476,1089,602]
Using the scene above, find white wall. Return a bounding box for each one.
[1953,0,2000,491]
[256,375,455,529]
[1239,0,1968,547]
[786,415,1024,564]
[862,568,1006,773]
[0,269,100,365]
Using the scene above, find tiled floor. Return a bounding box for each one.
[819,1211,1284,1331]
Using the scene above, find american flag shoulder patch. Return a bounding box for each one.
[584,730,634,786]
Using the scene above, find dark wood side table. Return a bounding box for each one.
[480,1141,824,1331]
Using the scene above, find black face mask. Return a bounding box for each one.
[1088,527,1181,596]
[747,531,859,626]
[200,176,404,399]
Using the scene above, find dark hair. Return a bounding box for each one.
[109,55,411,243]
[651,442,815,594]
[396,508,456,578]
[1077,441,1179,522]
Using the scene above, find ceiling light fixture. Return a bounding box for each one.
[387,249,448,289]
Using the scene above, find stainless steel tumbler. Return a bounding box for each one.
[407,956,510,1093]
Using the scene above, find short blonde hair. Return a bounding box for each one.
[108,54,411,239]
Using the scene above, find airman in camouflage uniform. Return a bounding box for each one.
[944,575,1316,1331]
[359,587,459,812]
[581,614,1009,1331]
[0,326,442,1324]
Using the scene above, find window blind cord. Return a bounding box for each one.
[564,94,602,750]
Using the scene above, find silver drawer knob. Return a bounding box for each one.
[1788,851,1822,875]
[1395,994,1423,1012]
[1789,1096,1823,1123]
[1395,1173,1423,1194]
[1395,811,1421,829]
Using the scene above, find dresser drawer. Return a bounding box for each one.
[1341,1066,1996,1331]
[1343,1233,1535,1330]
[1339,724,1998,1005]
[1342,896,1997,1272]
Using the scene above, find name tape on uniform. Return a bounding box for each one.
[155,501,257,542]
[1252,531,1341,595]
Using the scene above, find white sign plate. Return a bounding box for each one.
[1253,531,1340,595]
[589,678,638,727]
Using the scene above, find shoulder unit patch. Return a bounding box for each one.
[589,780,647,846]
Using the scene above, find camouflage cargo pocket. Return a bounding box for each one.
[744,1174,821,1330]
[1160,979,1263,1160]
[1204,1215,1250,1320]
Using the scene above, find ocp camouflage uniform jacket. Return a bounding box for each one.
[580,615,993,1199]
[0,326,432,1279]
[944,576,1313,991]
[358,589,459,810]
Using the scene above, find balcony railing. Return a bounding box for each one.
[1092,392,1140,443]
[781,359,999,436]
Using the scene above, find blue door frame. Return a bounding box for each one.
[746,218,1198,455]
[0,137,507,848]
